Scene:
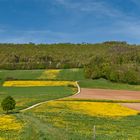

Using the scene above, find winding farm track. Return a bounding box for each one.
[21,82,80,112]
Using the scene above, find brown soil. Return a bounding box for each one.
[120,103,140,111]
[71,88,140,111]
[71,88,140,100]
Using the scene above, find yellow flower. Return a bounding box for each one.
[0,115,23,131]
[3,81,76,87]
[66,101,138,117]
[32,101,138,117]
[38,69,60,79]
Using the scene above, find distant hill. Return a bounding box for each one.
[0,42,139,70]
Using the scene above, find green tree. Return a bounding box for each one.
[1,96,16,114]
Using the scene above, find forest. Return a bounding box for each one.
[0,41,140,84]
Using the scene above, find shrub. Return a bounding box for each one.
[124,70,139,84]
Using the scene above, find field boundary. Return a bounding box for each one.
[20,81,80,112]
[59,98,140,103]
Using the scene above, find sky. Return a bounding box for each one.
[0,0,140,44]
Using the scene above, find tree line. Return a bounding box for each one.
[85,45,140,84]
[0,41,140,84]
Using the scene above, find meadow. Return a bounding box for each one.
[17,101,140,140]
[0,68,140,140]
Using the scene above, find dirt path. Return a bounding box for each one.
[17,113,67,139]
[21,82,80,112]
[71,88,140,100]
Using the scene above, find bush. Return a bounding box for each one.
[84,66,93,79]
[85,54,140,85]
[124,70,139,84]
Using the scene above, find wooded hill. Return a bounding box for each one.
[0,41,140,84]
[0,41,139,69]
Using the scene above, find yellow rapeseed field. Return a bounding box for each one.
[32,101,138,117]
[3,81,76,87]
[38,69,60,79]
[0,115,23,131]
[67,101,138,117]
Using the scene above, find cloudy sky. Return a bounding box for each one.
[0,0,140,44]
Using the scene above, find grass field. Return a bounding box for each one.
[0,86,74,112]
[1,68,140,139]
[0,68,85,81]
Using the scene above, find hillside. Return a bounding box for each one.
[0,41,139,70]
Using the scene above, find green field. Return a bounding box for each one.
[0,86,74,112]
[0,68,140,140]
[56,69,85,81]
[1,69,140,91]
[0,70,43,83]
[79,78,140,91]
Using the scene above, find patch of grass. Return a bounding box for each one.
[79,78,140,91]
[38,69,60,80]
[0,70,43,84]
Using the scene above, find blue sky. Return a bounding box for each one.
[0,0,140,44]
